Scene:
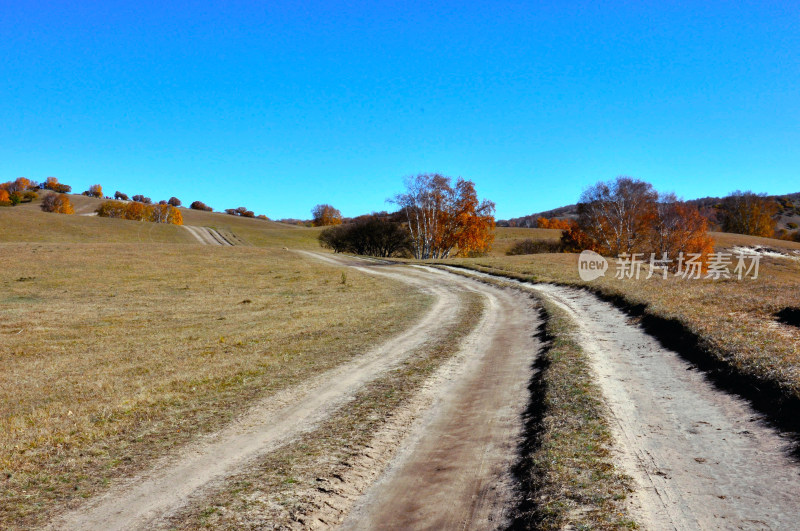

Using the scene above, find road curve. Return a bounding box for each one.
[451,267,800,530]
[341,266,540,530]
[47,254,540,530]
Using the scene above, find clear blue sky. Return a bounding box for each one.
[2,1,798,220]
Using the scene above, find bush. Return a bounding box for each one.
[132,195,152,204]
[44,177,72,193]
[168,197,181,207]
[190,201,212,211]
[788,222,798,230]
[114,191,130,200]
[41,193,74,214]
[0,189,10,206]
[319,215,411,257]
[507,239,563,255]
[83,184,102,198]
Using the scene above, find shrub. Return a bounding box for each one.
[41,193,74,214]
[190,201,212,211]
[44,177,72,193]
[787,222,798,230]
[0,189,10,206]
[114,191,130,200]
[319,215,411,257]
[168,197,181,207]
[132,194,152,204]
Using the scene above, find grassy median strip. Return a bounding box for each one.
[511,299,635,530]
[165,291,486,529]
[0,244,430,529]
[431,266,635,529]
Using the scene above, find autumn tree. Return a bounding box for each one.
[114,191,129,200]
[0,189,10,205]
[150,203,183,224]
[649,194,714,268]
[311,204,343,226]
[96,201,182,224]
[392,174,495,259]
[536,217,574,230]
[571,177,715,267]
[577,177,659,256]
[41,193,74,214]
[83,184,103,198]
[719,191,778,237]
[168,197,181,207]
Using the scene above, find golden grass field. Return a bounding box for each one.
[3,194,800,528]
[449,230,800,402]
[0,234,430,526]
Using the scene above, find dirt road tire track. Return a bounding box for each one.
[48,253,541,530]
[450,267,800,529]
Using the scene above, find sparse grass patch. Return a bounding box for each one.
[0,243,430,528]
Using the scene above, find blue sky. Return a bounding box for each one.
[2,1,798,219]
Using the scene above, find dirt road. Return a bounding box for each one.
[452,268,800,529]
[182,225,233,245]
[48,255,540,530]
[341,266,539,530]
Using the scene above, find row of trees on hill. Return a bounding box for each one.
[96,201,183,224]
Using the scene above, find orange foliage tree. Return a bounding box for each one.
[0,189,10,205]
[311,204,343,226]
[44,177,72,193]
[85,184,103,198]
[536,217,574,230]
[719,191,778,237]
[96,200,182,225]
[393,173,495,259]
[572,177,714,267]
[41,193,75,214]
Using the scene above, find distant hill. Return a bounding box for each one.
[500,192,800,236]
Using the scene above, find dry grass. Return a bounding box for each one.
[0,243,430,528]
[163,291,486,529]
[446,234,800,402]
[1,193,323,249]
[490,227,562,256]
[516,299,635,529]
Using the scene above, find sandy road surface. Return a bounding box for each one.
[452,267,800,530]
[342,266,540,530]
[47,254,539,530]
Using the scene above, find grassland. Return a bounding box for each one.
[0,243,430,528]
[447,229,800,410]
[0,193,323,248]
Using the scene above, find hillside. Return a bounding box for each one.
[501,191,800,236]
[0,192,323,248]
